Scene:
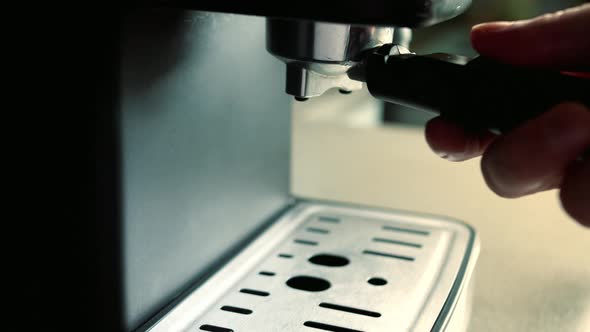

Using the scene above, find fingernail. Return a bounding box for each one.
[472,21,515,34]
[447,154,466,162]
[520,180,556,196]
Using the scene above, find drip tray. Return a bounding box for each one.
[147,202,480,332]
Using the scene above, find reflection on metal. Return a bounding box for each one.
[266,19,395,98]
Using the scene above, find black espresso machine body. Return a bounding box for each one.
[116,10,295,331]
[44,2,482,331]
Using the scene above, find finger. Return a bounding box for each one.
[560,158,590,227]
[425,116,497,161]
[471,3,590,69]
[481,102,590,198]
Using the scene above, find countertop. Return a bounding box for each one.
[290,91,590,332]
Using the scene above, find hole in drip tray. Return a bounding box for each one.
[240,288,270,297]
[286,276,331,292]
[303,321,363,332]
[294,239,319,246]
[309,254,349,267]
[318,216,340,223]
[307,227,330,234]
[220,306,252,315]
[319,302,381,317]
[368,277,387,286]
[200,325,233,332]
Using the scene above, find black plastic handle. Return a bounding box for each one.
[365,52,590,133]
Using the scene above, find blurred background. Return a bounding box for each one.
[291,2,590,331]
[383,0,586,126]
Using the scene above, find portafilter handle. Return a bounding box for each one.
[355,44,590,134]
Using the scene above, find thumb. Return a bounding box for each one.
[471,3,590,70]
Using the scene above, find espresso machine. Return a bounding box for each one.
[63,1,588,332]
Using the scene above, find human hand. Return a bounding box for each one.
[425,3,590,227]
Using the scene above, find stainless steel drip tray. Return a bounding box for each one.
[147,202,480,332]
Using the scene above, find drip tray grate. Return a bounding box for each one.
[148,202,479,332]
